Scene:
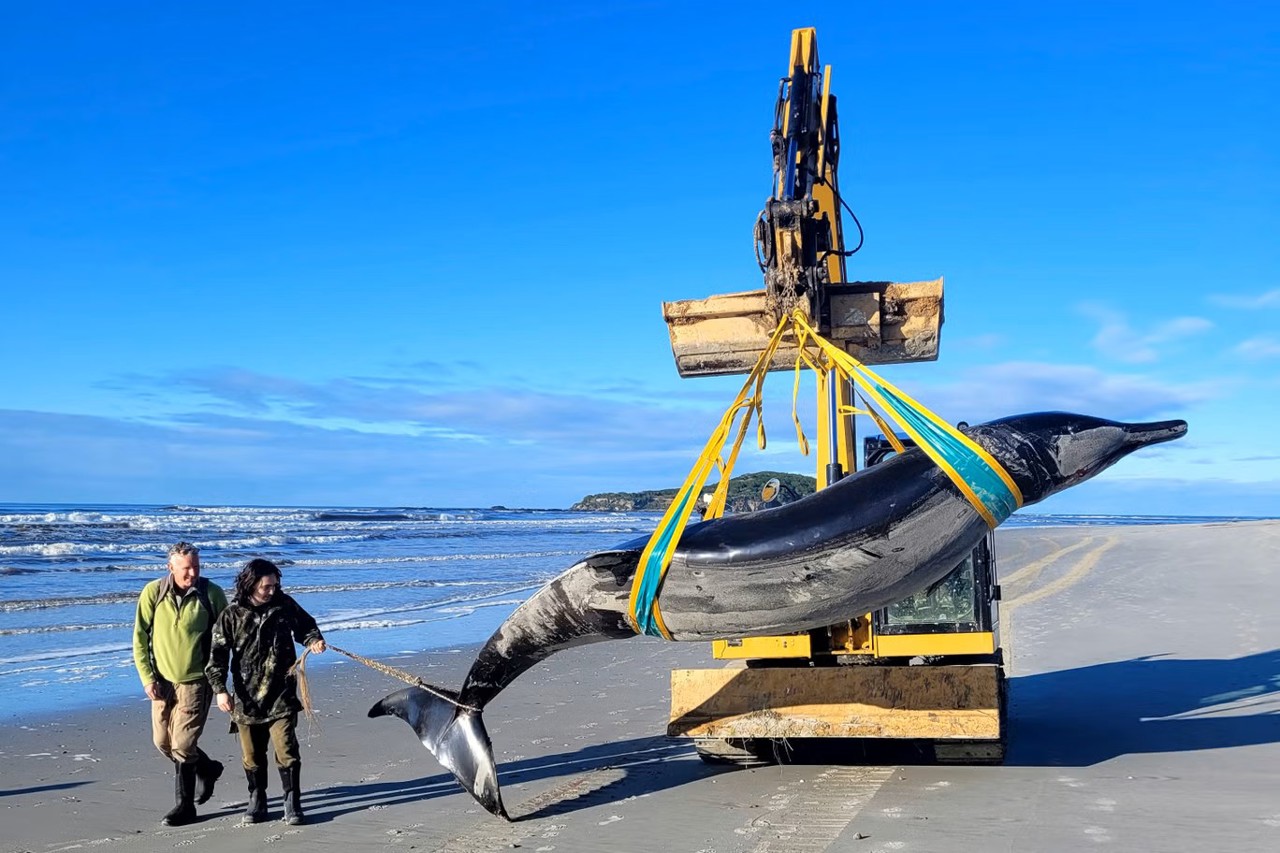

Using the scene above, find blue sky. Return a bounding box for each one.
[2,2,1277,516]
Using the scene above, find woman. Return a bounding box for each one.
[206,558,325,825]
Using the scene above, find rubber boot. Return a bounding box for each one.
[195,752,224,805]
[279,764,304,826]
[161,761,198,826]
[242,767,268,824]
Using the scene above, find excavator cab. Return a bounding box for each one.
[863,434,1001,663]
[877,541,995,640]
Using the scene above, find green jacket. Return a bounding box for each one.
[133,575,228,686]
[205,592,323,725]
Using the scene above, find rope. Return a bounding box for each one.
[290,643,481,720]
[293,650,320,729]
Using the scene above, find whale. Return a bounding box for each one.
[369,411,1187,818]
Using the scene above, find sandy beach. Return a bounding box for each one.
[3,520,1279,853]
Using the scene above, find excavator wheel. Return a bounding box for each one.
[931,739,1006,765]
[693,737,777,767]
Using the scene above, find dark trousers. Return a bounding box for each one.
[237,714,300,770]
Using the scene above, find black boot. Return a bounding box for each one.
[161,761,198,826]
[278,764,303,826]
[242,766,268,824]
[195,752,224,805]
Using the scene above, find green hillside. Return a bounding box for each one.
[571,470,817,513]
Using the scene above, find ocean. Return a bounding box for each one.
[0,502,1262,722]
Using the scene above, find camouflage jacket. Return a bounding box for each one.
[205,592,323,725]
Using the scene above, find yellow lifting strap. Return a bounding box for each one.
[626,316,791,639]
[627,311,1023,640]
[788,311,1023,527]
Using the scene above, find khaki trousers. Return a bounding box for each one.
[150,680,212,764]
[237,714,301,771]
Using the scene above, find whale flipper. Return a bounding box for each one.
[369,687,507,819]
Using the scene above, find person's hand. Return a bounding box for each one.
[308,639,326,654]
[216,692,233,714]
[144,681,166,701]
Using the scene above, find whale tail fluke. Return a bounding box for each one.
[368,686,508,820]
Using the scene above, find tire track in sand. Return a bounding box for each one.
[1000,535,1098,591]
[424,766,628,852]
[730,765,894,853]
[1002,535,1119,668]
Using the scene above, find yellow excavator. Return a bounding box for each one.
[662,27,1006,765]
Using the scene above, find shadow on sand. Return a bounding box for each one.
[300,649,1280,820]
[692,649,1280,769]
[301,734,716,823]
[0,780,92,798]
[1005,648,1280,766]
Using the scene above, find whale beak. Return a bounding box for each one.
[1123,419,1188,449]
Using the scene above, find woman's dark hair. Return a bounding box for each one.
[234,558,282,605]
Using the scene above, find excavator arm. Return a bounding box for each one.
[661,29,940,380]
[756,27,850,324]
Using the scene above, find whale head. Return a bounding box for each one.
[970,412,1188,507]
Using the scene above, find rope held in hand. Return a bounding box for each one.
[291,643,481,720]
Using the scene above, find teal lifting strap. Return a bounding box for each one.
[875,384,1020,525]
[632,486,699,637]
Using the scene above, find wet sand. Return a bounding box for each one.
[3,520,1279,853]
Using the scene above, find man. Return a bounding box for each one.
[207,558,325,825]
[133,541,229,826]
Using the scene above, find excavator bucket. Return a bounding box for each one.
[663,279,943,377]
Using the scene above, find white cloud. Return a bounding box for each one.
[122,366,721,454]
[1235,336,1280,360]
[1032,476,1280,517]
[2,357,1273,513]
[1208,289,1280,310]
[1079,303,1214,364]
[951,333,1005,351]
[884,361,1211,426]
